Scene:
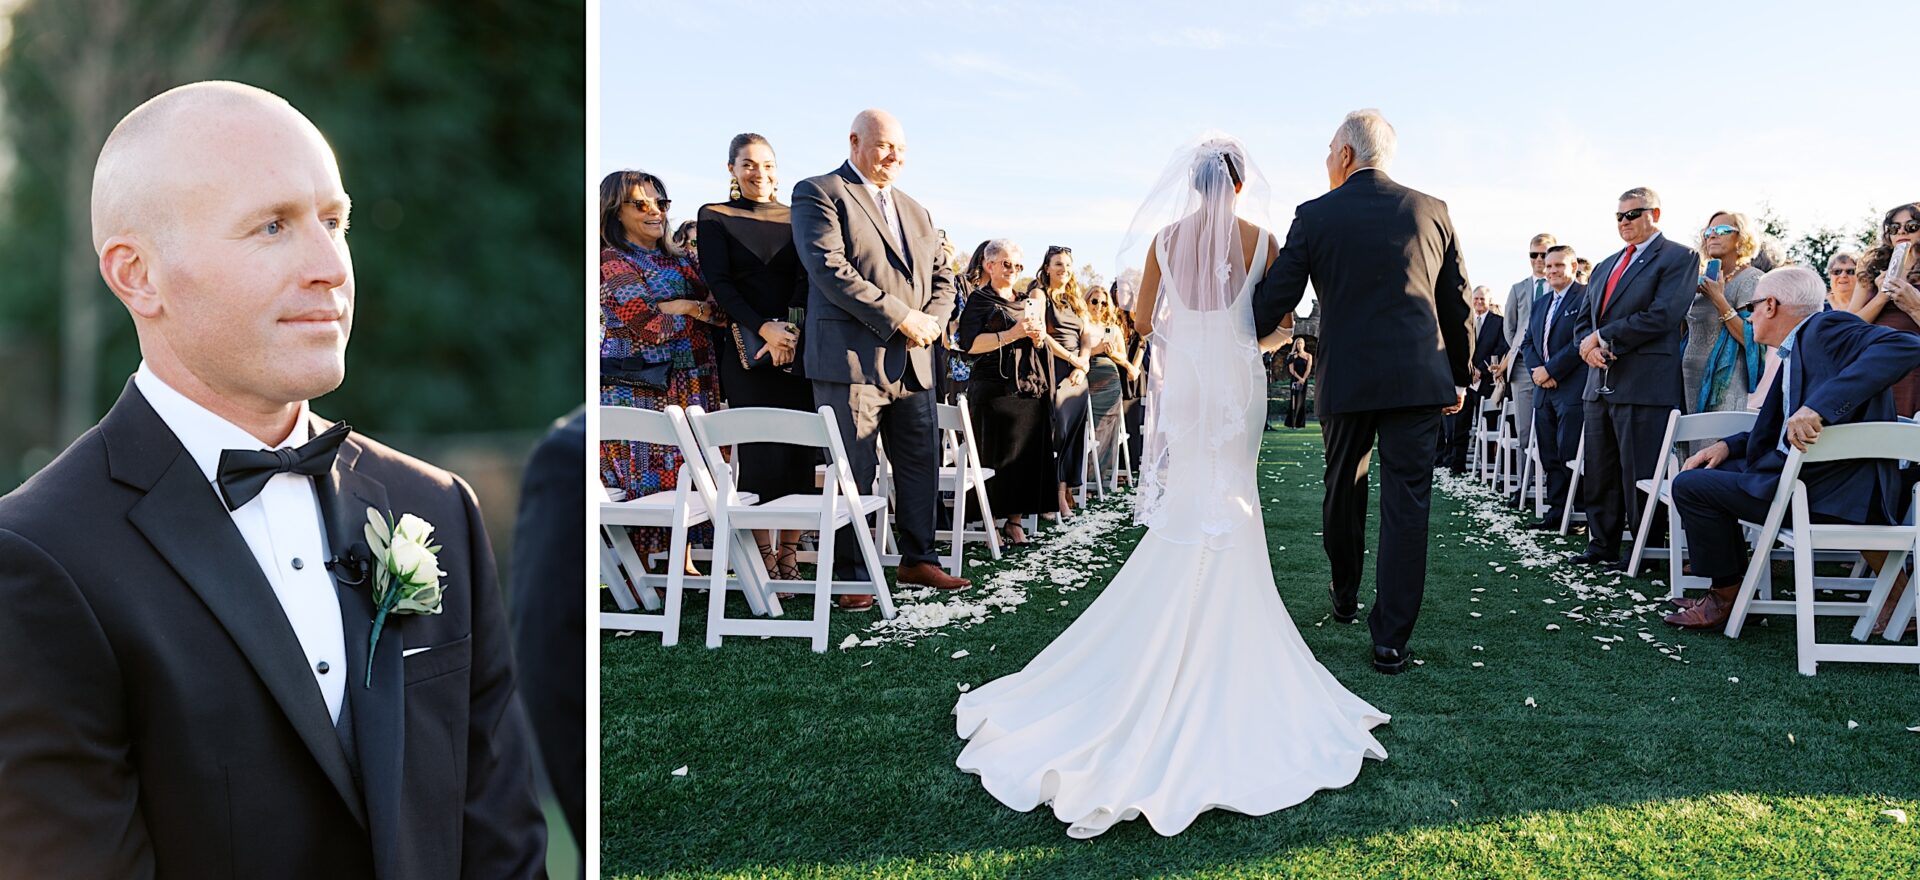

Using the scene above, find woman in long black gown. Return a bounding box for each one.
[696,133,815,581]
[957,240,1058,546]
[1030,246,1092,520]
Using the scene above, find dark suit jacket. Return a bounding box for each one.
[791,161,956,390]
[508,408,585,858]
[1718,310,1920,524]
[1469,312,1507,395]
[1253,168,1473,416]
[0,384,546,880]
[1521,282,1591,407]
[1573,233,1700,406]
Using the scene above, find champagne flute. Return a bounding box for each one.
[1596,336,1614,396]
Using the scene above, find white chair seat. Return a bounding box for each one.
[937,464,995,490]
[723,492,888,530]
[600,491,757,527]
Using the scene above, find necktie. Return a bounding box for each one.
[1600,243,1637,314]
[875,189,897,244]
[1544,290,1562,358]
[216,421,351,511]
[1534,277,1545,301]
[1776,343,1797,454]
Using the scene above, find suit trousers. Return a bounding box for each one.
[1671,465,1870,583]
[1443,390,1484,471]
[814,379,940,577]
[1533,392,1584,518]
[1511,380,1535,463]
[1581,399,1672,558]
[1322,406,1442,651]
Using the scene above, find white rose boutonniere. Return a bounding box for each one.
[363,508,447,687]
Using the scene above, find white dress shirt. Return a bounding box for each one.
[134,363,347,723]
[850,163,907,248]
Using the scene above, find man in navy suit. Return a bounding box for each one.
[1663,267,1920,628]
[1518,245,1587,529]
[1570,187,1700,567]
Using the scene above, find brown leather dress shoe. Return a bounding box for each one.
[837,594,875,611]
[897,561,971,591]
[1663,586,1738,629]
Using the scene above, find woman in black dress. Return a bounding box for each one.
[696,133,814,580]
[1031,246,1093,520]
[957,240,1058,546]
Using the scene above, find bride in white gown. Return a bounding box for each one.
[953,134,1388,839]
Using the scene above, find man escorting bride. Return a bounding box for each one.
[954,110,1473,839]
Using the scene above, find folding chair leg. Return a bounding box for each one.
[811,514,835,653]
[661,520,689,647]
[974,477,1001,561]
[1849,551,1907,642]
[948,474,968,577]
[851,504,896,620]
[1793,520,1820,676]
[1626,479,1662,577]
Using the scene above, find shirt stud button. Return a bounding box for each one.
[316,660,331,675]
[291,557,305,570]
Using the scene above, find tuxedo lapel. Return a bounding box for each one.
[834,162,910,273]
[314,428,406,879]
[108,390,366,829]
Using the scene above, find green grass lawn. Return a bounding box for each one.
[601,429,1920,879]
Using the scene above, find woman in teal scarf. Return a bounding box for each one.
[1682,211,1765,414]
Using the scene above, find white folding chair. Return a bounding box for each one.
[688,405,895,652]
[1516,411,1548,517]
[1495,399,1523,495]
[1077,392,1104,504]
[597,405,759,645]
[932,397,1002,576]
[1626,409,1758,592]
[1474,397,1502,484]
[1722,422,1920,674]
[1559,431,1588,535]
[1108,401,1135,492]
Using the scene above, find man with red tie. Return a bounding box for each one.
[1569,187,1700,568]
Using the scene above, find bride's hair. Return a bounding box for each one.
[1189,138,1245,196]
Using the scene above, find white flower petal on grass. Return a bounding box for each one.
[1545,624,1560,631]
[1524,697,1536,708]
[1470,612,1482,618]
[1472,645,1483,651]
[1848,720,1859,730]
[1883,809,1910,824]
[671,766,688,777]
[1471,661,1484,668]
[1728,677,1739,683]
[839,635,859,650]
[1788,733,1796,744]
[950,650,970,660]
[957,683,971,693]
[1908,726,1920,733]
[613,630,634,638]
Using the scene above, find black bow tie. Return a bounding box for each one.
[215,421,351,511]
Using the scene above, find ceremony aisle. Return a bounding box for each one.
[601,430,1920,879]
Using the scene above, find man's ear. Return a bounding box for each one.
[100,237,163,319]
[1650,207,1662,224]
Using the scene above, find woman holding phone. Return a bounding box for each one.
[1682,210,1765,414]
[956,240,1059,546]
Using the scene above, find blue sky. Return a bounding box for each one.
[604,0,1914,312]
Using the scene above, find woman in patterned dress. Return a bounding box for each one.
[599,169,727,562]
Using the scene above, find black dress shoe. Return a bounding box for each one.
[1525,518,1560,531]
[1328,583,1359,624]
[1372,644,1411,675]
[1601,558,1632,573]
[1569,550,1616,566]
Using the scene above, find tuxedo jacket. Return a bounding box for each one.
[1521,282,1591,407]
[0,383,546,879]
[791,161,957,390]
[1572,233,1700,406]
[1253,168,1473,416]
[1718,309,1920,524]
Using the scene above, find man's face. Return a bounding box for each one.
[1528,241,1550,277]
[1472,289,1488,314]
[850,118,906,187]
[146,108,354,412]
[1544,253,1574,289]
[1749,294,1793,347]
[1617,197,1659,244]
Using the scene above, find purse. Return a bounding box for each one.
[601,354,672,392]
[729,310,803,372]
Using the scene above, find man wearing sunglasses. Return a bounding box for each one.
[1569,187,1700,570]
[1494,233,1558,504]
[1663,267,1920,629]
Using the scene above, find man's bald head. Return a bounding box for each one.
[847,108,906,187]
[92,80,355,441]
[91,81,334,254]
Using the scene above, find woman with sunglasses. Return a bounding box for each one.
[1682,211,1766,415]
[1826,251,1862,311]
[696,134,816,582]
[1082,286,1137,480]
[1031,245,1094,519]
[600,169,727,568]
[956,240,1057,546]
[1848,202,1920,415]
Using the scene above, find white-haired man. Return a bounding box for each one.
[0,81,546,878]
[1253,108,1474,675]
[1664,267,1920,629]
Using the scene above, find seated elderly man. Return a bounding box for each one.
[1665,266,1920,629]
